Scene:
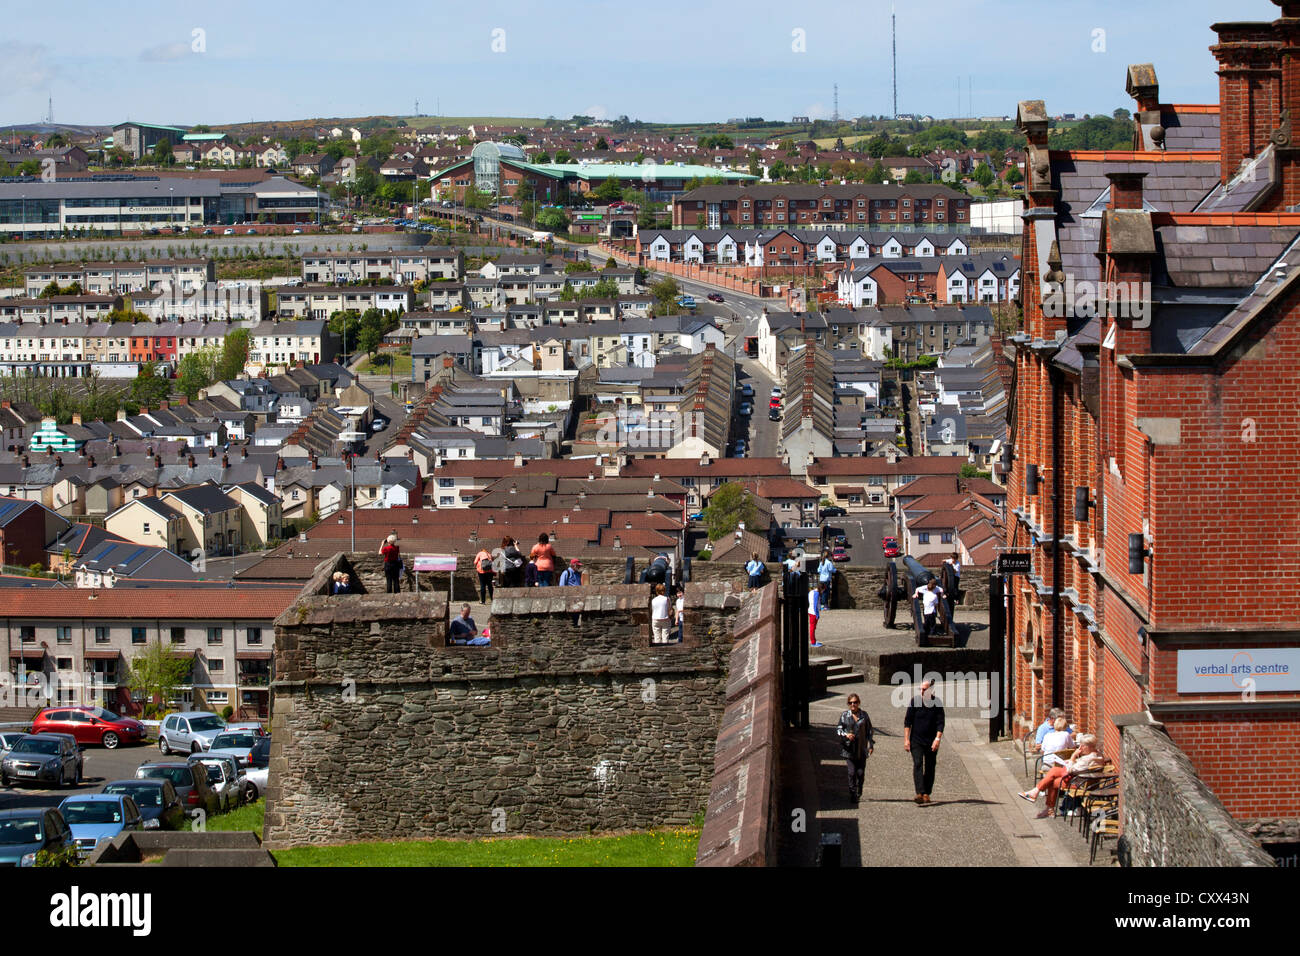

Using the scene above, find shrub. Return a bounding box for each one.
[221,705,234,721]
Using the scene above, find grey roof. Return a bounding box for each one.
[1185,233,1300,356]
[0,177,221,200]
[1154,221,1300,288]
[1194,145,1277,214]
[1158,106,1220,152]
[163,483,238,514]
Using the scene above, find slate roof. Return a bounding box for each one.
[1153,221,1300,288]
[1158,106,1220,152]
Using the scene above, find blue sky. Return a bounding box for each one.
[0,0,1281,127]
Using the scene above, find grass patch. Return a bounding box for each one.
[182,801,265,833]
[274,828,700,867]
[357,353,413,374]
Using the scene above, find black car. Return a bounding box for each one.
[101,779,186,831]
[820,506,848,518]
[249,736,271,769]
[134,761,220,819]
[769,409,780,421]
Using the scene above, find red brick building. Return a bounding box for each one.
[1007,10,1300,820]
[672,184,970,229]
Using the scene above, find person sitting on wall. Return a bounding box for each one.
[449,603,490,646]
[332,572,353,595]
[330,571,345,594]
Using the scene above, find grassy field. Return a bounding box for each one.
[181,801,698,866]
[275,829,701,867]
[356,352,412,375]
[402,115,549,129]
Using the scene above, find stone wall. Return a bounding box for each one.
[264,559,753,849]
[1120,723,1276,867]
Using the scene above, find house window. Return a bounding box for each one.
[94,626,109,644]
[941,533,953,544]
[19,625,35,642]
[440,496,454,506]
[142,522,150,534]
[56,626,72,644]
[206,691,229,705]
[207,627,223,645]
[56,657,73,671]
[209,659,225,673]
[918,533,931,544]
[247,627,263,645]
[171,627,186,643]
[131,627,147,645]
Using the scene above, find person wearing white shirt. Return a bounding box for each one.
[673,586,685,643]
[650,584,672,644]
[913,579,945,640]
[745,553,765,591]
[1039,717,1075,768]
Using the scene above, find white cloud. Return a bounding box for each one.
[803,103,829,120]
[583,104,609,122]
[139,41,191,63]
[0,43,55,94]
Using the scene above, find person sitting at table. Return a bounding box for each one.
[1030,707,1064,752]
[1038,716,1075,768]
[1018,734,1103,818]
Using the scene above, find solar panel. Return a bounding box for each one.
[117,547,148,568]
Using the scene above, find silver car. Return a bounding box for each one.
[0,731,26,762]
[158,712,227,755]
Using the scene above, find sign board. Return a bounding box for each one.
[997,552,1032,574]
[1176,648,1300,694]
[576,214,603,221]
[412,554,457,572]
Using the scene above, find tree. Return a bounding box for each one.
[176,345,220,400]
[532,151,551,164]
[151,138,175,166]
[972,162,995,188]
[128,640,194,713]
[904,168,932,184]
[704,482,761,542]
[865,160,890,185]
[649,276,680,314]
[748,152,762,177]
[593,177,622,202]
[1113,107,1131,121]
[1005,165,1023,185]
[329,310,362,360]
[595,136,609,150]
[129,362,170,408]
[216,328,249,381]
[554,149,572,164]
[536,207,570,231]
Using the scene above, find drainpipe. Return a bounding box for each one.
[1049,363,1065,709]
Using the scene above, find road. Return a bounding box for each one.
[822,512,897,569]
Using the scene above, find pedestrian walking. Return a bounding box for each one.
[745,552,764,590]
[475,545,495,604]
[380,533,402,594]
[673,585,685,642]
[913,578,945,641]
[808,578,823,647]
[837,693,875,803]
[496,537,524,588]
[903,678,945,804]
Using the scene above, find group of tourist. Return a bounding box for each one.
[837,679,946,805]
[1017,708,1105,818]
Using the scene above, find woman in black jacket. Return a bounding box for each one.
[837,694,875,803]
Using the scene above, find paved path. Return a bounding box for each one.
[781,623,1103,866]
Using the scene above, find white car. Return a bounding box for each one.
[0,731,26,762]
[223,228,235,235]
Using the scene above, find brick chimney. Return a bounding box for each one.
[1210,19,1284,185]
[1107,171,1148,211]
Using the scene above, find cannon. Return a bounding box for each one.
[877,560,905,629]
[904,556,951,647]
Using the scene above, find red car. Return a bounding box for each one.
[882,537,902,558]
[769,397,781,408]
[831,547,850,562]
[32,706,147,750]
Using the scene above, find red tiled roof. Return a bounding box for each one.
[620,457,793,478]
[0,589,297,620]
[808,457,965,477]
[894,475,960,497]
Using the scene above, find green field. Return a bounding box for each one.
[402,115,550,129]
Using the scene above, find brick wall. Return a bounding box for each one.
[264,560,752,848]
[1120,723,1275,866]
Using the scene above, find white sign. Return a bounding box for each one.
[412,554,457,572]
[1176,648,1300,694]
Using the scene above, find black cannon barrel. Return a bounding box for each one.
[903,555,934,587]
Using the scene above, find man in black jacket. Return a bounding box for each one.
[837,693,875,803]
[903,679,945,804]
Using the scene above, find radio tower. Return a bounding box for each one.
[833,83,839,123]
[47,95,53,125]
[414,98,420,117]
[891,5,898,119]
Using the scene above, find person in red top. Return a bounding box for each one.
[380,533,402,593]
[530,533,557,587]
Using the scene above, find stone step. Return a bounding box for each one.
[826,669,865,686]
[809,655,843,668]
[826,664,856,677]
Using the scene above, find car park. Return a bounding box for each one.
[0,808,74,866]
[58,794,149,857]
[32,706,146,750]
[157,711,226,754]
[134,761,220,819]
[101,779,185,831]
[0,733,82,788]
[188,753,245,812]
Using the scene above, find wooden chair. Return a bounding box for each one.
[1090,810,1120,864]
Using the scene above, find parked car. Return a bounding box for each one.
[207,729,266,769]
[739,402,752,416]
[688,511,705,522]
[371,416,389,433]
[769,397,781,409]
[833,534,848,547]
[201,228,214,236]
[733,440,747,457]
[771,386,782,397]
[831,547,850,562]
[241,737,271,801]
[101,779,185,831]
[157,712,226,754]
[0,808,74,866]
[351,225,362,233]
[740,384,754,399]
[134,761,220,819]
[223,228,235,235]
[188,754,244,812]
[0,733,82,788]
[291,228,303,234]
[882,537,902,558]
[246,227,258,234]
[820,506,848,518]
[58,794,149,857]
[769,409,780,421]
[707,292,724,302]
[32,706,146,750]
[0,731,26,761]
